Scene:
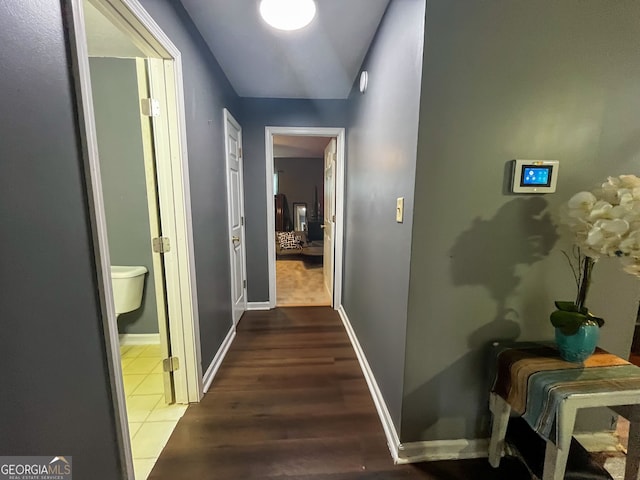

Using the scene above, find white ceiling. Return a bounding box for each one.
[180,0,390,99]
[83,0,390,97]
[273,135,332,158]
[82,2,373,164]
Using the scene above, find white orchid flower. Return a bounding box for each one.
[620,192,634,206]
[619,232,640,254]
[620,175,640,188]
[560,175,640,274]
[568,191,597,210]
[589,200,613,219]
[586,227,604,247]
[599,218,629,235]
[610,205,628,218]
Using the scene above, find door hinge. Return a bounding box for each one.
[238,147,243,158]
[162,356,179,373]
[243,279,247,289]
[332,215,336,222]
[152,237,171,253]
[241,216,244,226]
[140,98,160,117]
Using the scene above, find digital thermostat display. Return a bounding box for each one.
[512,160,559,193]
[521,166,552,187]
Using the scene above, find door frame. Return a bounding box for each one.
[265,127,345,309]
[67,0,203,476]
[223,109,248,326]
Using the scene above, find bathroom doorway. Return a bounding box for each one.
[88,49,176,400]
[70,0,203,477]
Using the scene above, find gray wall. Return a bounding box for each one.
[0,1,121,478]
[403,0,640,443]
[139,0,240,367]
[90,57,158,335]
[274,157,324,228]
[239,98,349,301]
[342,0,426,431]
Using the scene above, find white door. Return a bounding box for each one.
[224,109,247,325]
[146,57,199,404]
[323,138,337,298]
[141,58,175,403]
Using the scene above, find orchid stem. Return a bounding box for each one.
[576,256,594,311]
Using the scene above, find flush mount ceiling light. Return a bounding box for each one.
[259,0,317,31]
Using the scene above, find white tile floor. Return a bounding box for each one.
[120,344,187,480]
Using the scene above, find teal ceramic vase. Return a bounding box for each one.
[555,320,600,363]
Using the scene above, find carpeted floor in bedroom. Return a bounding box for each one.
[276,256,331,307]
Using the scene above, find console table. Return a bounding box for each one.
[488,343,640,480]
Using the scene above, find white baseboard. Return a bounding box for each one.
[397,438,489,464]
[202,325,236,393]
[337,305,401,462]
[337,305,491,465]
[247,302,271,311]
[118,333,160,345]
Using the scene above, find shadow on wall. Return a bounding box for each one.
[402,199,558,442]
[450,197,558,349]
[402,348,497,441]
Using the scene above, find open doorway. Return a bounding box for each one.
[273,135,332,307]
[70,0,203,477]
[87,50,185,479]
[265,127,345,309]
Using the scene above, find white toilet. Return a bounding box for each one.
[110,265,148,317]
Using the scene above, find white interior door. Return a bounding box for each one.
[323,138,336,298]
[146,57,199,404]
[136,58,175,403]
[224,109,247,325]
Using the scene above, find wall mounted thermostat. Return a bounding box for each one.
[511,159,559,193]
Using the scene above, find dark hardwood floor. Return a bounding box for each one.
[149,307,530,479]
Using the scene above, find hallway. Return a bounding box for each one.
[148,307,530,479]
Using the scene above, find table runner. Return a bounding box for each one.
[491,343,640,443]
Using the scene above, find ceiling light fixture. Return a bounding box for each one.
[259,0,317,31]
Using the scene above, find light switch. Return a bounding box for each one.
[396,197,404,223]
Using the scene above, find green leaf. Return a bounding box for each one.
[550,310,587,335]
[554,301,579,312]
